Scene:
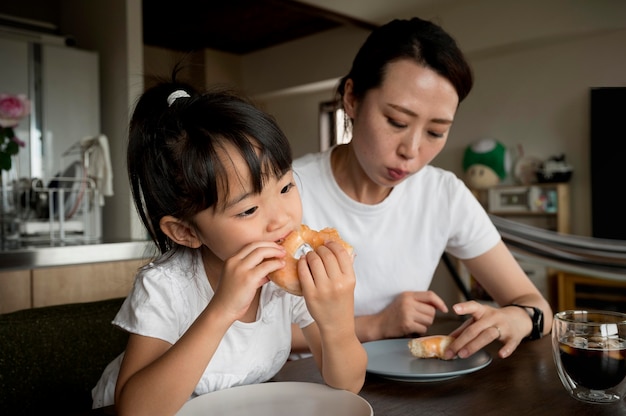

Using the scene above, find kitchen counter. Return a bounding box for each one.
[0,240,153,271]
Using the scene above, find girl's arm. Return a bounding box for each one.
[114,243,286,416]
[114,301,235,416]
[298,241,367,393]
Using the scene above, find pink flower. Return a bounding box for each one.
[11,135,26,148]
[0,94,31,128]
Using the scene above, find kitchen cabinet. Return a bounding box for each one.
[0,269,31,313]
[0,258,146,313]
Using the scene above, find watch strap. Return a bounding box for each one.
[507,304,544,340]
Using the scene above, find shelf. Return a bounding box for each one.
[557,272,626,312]
[477,183,570,234]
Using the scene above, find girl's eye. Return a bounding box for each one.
[429,131,445,139]
[281,182,295,194]
[237,206,258,217]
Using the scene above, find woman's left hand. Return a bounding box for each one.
[444,301,532,359]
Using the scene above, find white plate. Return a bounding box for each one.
[363,338,492,382]
[176,381,373,416]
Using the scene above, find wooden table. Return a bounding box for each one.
[272,318,626,416]
[86,319,626,416]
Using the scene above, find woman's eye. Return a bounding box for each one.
[429,131,445,139]
[281,182,294,194]
[387,118,406,128]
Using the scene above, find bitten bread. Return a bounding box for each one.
[408,335,455,360]
[268,224,353,296]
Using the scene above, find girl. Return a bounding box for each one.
[292,17,552,360]
[92,80,366,415]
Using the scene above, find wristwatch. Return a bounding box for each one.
[507,304,544,340]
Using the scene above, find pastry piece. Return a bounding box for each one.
[408,335,455,360]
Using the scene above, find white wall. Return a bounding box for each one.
[248,0,626,238]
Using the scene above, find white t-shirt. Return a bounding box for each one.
[293,147,501,316]
[92,248,313,408]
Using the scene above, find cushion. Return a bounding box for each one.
[0,297,127,415]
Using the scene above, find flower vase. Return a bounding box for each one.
[0,156,20,250]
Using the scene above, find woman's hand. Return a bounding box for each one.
[357,291,448,342]
[445,301,532,359]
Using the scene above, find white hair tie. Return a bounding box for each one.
[167,90,190,106]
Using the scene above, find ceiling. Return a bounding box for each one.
[142,0,379,55]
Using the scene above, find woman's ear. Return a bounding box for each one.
[342,78,357,119]
[159,216,202,248]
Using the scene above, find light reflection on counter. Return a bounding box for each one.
[0,241,154,271]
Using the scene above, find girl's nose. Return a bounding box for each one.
[266,201,290,232]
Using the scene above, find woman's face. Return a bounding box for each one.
[344,59,459,187]
[192,142,302,262]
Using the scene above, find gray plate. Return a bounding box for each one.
[363,338,492,382]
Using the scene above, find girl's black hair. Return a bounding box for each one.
[127,74,292,254]
[337,17,473,105]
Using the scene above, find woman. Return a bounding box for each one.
[292,17,552,360]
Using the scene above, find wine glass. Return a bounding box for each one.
[552,310,626,403]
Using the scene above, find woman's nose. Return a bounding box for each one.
[398,131,420,159]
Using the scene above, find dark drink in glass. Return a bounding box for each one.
[552,310,626,403]
[559,338,626,390]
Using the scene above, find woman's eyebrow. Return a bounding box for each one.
[388,103,454,125]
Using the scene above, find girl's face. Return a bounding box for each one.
[191,142,302,263]
[344,59,459,187]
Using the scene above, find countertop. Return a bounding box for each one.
[0,240,153,271]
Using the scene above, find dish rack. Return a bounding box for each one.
[8,175,102,247]
[0,175,102,250]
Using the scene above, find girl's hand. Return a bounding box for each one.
[210,242,286,322]
[445,301,530,359]
[297,240,356,329]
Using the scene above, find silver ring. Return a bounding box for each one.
[493,326,501,340]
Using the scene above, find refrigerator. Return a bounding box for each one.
[0,34,101,248]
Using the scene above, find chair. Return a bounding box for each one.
[0,297,127,416]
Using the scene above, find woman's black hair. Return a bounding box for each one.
[127,71,292,254]
[337,17,473,105]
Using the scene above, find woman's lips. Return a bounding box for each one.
[387,167,408,181]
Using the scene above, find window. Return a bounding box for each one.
[319,100,351,151]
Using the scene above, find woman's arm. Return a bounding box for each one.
[463,240,553,335]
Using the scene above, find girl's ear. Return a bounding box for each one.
[159,216,202,248]
[342,78,357,119]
